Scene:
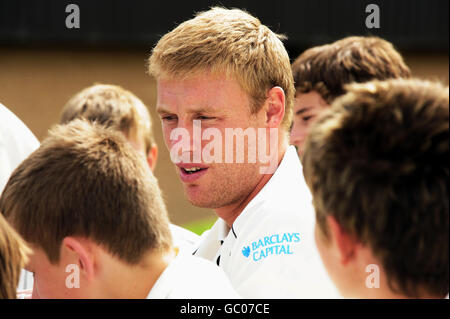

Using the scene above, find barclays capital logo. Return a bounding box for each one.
[242,232,301,262]
[242,246,251,257]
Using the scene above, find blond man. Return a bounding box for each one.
[303,79,449,298]
[0,120,238,299]
[148,7,338,298]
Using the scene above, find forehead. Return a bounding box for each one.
[156,73,250,113]
[294,91,329,111]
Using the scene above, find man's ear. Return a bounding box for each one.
[147,144,158,172]
[62,237,95,281]
[326,216,358,265]
[264,86,285,128]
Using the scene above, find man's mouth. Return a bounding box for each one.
[182,167,207,174]
[177,165,209,182]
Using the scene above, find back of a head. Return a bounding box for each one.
[292,36,412,103]
[0,119,172,266]
[148,6,295,130]
[303,78,449,297]
[60,84,155,153]
[0,214,30,299]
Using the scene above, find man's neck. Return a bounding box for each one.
[215,141,288,227]
[348,254,443,299]
[356,285,443,299]
[103,248,176,299]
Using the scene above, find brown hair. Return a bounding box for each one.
[148,7,295,131]
[0,213,30,299]
[0,119,172,265]
[303,78,449,297]
[60,84,155,153]
[292,36,411,103]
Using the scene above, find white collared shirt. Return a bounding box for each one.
[0,103,39,192]
[169,223,200,254]
[193,146,340,298]
[146,251,240,299]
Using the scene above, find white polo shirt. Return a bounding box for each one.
[0,103,39,192]
[147,251,240,299]
[193,146,340,298]
[169,223,200,254]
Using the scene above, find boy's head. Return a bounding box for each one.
[60,84,158,170]
[0,214,30,299]
[290,36,411,155]
[0,120,172,298]
[303,78,449,298]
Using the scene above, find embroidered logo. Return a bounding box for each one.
[242,232,300,262]
[242,246,251,257]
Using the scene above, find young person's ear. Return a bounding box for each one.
[62,237,95,281]
[326,216,358,265]
[147,144,158,172]
[264,86,285,128]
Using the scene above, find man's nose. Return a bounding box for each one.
[169,119,203,162]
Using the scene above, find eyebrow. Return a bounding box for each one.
[156,105,171,115]
[295,107,313,115]
[156,105,216,115]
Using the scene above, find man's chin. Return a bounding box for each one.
[184,185,208,207]
[184,186,224,209]
[186,194,217,209]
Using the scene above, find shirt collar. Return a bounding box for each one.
[217,218,230,243]
[146,249,181,299]
[231,145,302,237]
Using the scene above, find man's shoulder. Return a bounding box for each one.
[225,219,339,298]
[235,191,316,245]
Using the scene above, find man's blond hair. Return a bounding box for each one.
[148,7,295,131]
[60,84,155,153]
[0,214,30,299]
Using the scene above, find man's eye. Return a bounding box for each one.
[161,115,177,122]
[196,116,214,120]
[302,115,314,122]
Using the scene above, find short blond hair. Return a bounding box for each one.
[148,7,295,130]
[60,84,155,153]
[0,213,30,299]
